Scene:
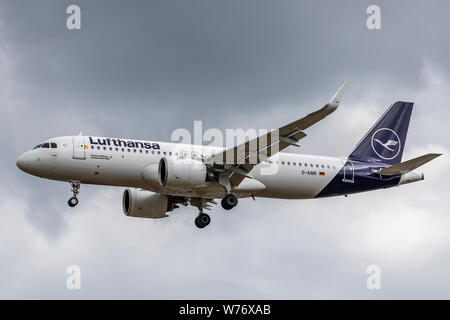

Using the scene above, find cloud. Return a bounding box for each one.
[2,144,448,299]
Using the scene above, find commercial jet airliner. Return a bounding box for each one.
[16,84,441,229]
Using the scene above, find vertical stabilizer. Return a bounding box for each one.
[349,101,413,164]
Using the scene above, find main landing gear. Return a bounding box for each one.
[68,180,80,207]
[190,193,238,229]
[217,174,238,210]
[191,198,211,229]
[195,212,211,229]
[221,193,238,210]
[194,194,237,228]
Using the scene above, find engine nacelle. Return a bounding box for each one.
[141,163,160,185]
[122,188,168,219]
[158,157,207,187]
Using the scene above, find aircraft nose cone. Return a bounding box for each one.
[16,153,26,170]
[16,152,32,172]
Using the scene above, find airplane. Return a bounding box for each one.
[16,84,441,229]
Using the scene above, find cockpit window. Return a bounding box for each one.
[33,142,55,149]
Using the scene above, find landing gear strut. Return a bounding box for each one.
[221,193,238,210]
[68,180,80,207]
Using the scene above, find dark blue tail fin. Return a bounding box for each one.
[349,101,413,164]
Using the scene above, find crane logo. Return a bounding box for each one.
[371,128,401,160]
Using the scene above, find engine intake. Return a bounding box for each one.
[158,157,207,187]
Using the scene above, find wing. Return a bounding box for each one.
[206,82,348,186]
[375,153,442,176]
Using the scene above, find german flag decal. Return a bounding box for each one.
[319,172,325,176]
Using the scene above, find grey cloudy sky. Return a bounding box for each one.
[0,0,449,298]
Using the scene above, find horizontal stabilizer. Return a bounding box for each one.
[374,153,442,176]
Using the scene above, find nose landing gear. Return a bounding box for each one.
[68,197,78,207]
[68,180,80,207]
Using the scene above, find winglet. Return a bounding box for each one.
[328,81,348,109]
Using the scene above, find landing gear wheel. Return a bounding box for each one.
[195,217,202,229]
[221,193,238,210]
[68,197,78,207]
[195,213,211,229]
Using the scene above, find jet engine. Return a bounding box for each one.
[158,157,207,187]
[122,188,168,218]
[141,163,160,185]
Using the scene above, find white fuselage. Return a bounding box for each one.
[16,136,346,200]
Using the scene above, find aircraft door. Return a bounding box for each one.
[72,136,86,160]
[342,159,354,183]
